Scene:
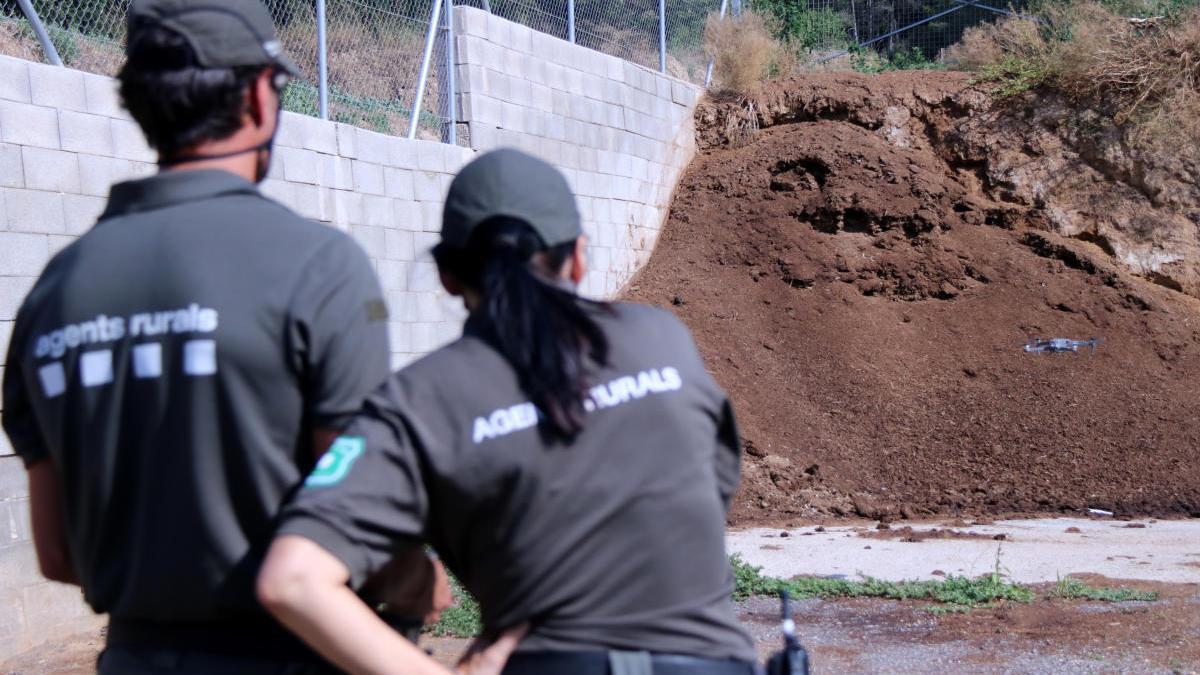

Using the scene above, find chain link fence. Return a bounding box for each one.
[1,0,1113,142]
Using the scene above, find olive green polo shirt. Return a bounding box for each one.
[2,169,390,624]
[279,302,757,662]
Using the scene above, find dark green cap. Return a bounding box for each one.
[442,149,582,249]
[127,0,302,77]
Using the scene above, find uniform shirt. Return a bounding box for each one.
[279,302,757,662]
[1,170,390,624]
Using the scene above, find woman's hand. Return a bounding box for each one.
[455,623,529,675]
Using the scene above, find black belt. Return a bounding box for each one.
[503,651,759,675]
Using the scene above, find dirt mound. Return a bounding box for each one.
[626,72,1200,525]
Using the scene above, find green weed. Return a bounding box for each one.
[975,56,1050,96]
[1051,577,1159,602]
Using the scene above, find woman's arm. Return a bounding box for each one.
[258,535,521,675]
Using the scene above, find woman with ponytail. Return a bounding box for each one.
[258,150,757,675]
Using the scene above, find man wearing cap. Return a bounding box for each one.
[0,1,438,671]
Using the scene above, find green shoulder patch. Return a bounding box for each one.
[306,436,366,487]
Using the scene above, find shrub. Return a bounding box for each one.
[704,10,790,93]
[946,1,1200,133]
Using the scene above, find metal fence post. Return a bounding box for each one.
[703,0,729,87]
[658,0,666,73]
[316,0,329,120]
[567,0,576,43]
[443,0,457,145]
[409,0,445,139]
[16,0,63,66]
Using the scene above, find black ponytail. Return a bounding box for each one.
[433,218,610,439]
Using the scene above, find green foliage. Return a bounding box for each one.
[1051,577,1159,602]
[851,46,943,74]
[975,55,1050,96]
[730,553,1034,610]
[424,574,483,638]
[752,0,852,51]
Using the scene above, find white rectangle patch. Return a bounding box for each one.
[38,362,66,399]
[80,350,113,388]
[183,340,217,376]
[132,343,162,379]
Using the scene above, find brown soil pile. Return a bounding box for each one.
[625,72,1200,525]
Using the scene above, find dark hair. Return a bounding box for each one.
[118,19,264,158]
[433,218,610,439]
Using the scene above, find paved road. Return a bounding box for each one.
[728,518,1200,583]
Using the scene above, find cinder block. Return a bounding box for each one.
[418,202,441,234]
[59,111,114,157]
[413,292,440,322]
[362,196,394,228]
[510,75,535,108]
[352,160,385,196]
[356,128,390,165]
[456,6,489,38]
[408,262,440,293]
[47,234,76,256]
[2,499,31,543]
[3,188,66,234]
[28,63,87,113]
[83,73,124,119]
[486,13,511,45]
[386,138,420,171]
[0,57,31,104]
[0,458,26,501]
[320,155,354,191]
[382,168,414,201]
[0,276,35,321]
[411,170,442,203]
[110,119,155,162]
[299,115,338,155]
[0,320,11,362]
[351,225,386,259]
[279,147,320,185]
[0,100,59,149]
[410,322,440,354]
[0,143,22,189]
[78,155,135,197]
[286,183,324,221]
[385,229,415,261]
[329,189,364,227]
[415,142,445,173]
[376,259,409,292]
[336,123,358,159]
[62,195,105,235]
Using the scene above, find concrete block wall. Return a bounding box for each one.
[0,9,702,659]
[455,6,700,298]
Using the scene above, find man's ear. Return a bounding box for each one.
[247,69,276,130]
[569,235,588,284]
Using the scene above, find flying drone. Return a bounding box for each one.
[1023,337,1103,354]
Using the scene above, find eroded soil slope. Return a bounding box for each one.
[626,72,1200,525]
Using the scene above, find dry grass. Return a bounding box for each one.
[943,15,1047,70]
[704,10,791,93]
[944,2,1200,140]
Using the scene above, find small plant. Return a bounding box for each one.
[704,10,794,93]
[976,56,1051,97]
[1051,576,1159,602]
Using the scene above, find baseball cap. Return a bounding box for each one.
[127,0,302,77]
[442,149,582,249]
